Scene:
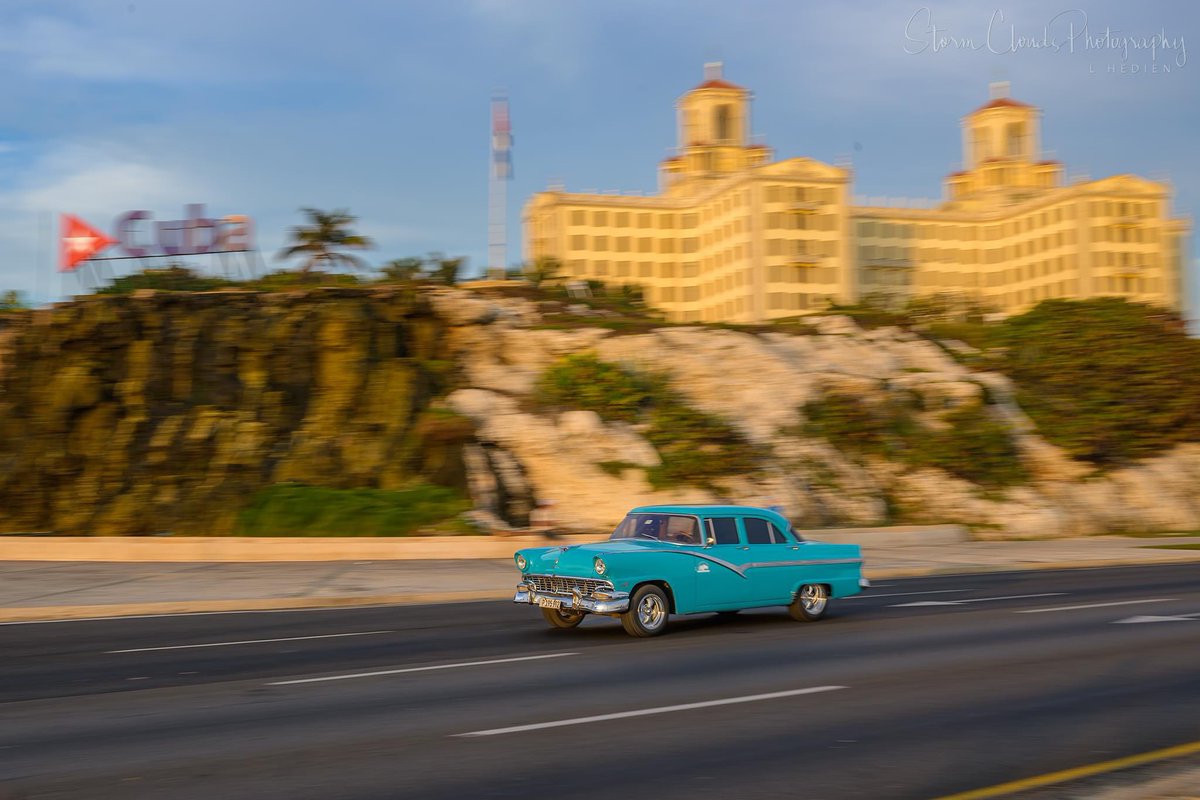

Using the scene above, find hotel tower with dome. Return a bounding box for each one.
[522,64,1189,322]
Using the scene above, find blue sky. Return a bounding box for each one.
[0,0,1196,317]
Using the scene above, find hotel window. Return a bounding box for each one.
[616,261,631,277]
[593,235,608,251]
[615,212,629,227]
[593,211,608,226]
[683,286,700,302]
[570,235,586,250]
[660,263,676,279]
[659,214,676,229]
[637,213,651,228]
[594,260,609,276]
[639,262,652,278]
[570,210,586,225]
[767,185,781,202]
[638,237,652,253]
[681,238,699,253]
[681,213,698,228]
[659,238,676,254]
[615,236,630,252]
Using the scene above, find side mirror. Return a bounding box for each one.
[706,535,716,547]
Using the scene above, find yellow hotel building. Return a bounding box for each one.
[522,64,1190,322]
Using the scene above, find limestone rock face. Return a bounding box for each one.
[442,296,1200,538]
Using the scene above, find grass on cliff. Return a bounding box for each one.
[537,352,763,491]
[803,391,1027,488]
[233,483,473,537]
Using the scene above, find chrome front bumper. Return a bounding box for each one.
[514,582,630,614]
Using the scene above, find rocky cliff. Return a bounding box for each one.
[2,287,1198,537]
[0,288,466,535]
[435,291,1200,538]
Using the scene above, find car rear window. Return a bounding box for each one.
[744,518,792,544]
[743,518,772,544]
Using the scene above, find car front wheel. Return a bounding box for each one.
[541,606,585,629]
[621,585,670,637]
[789,584,828,622]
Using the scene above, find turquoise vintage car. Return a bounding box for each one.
[513,504,868,637]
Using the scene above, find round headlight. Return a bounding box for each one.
[516,554,527,570]
[594,557,607,576]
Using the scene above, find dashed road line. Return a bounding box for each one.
[107,630,395,654]
[1015,598,1177,615]
[454,685,847,737]
[268,652,579,686]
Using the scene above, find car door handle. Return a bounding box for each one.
[739,546,750,551]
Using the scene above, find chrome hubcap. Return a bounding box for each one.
[638,594,666,629]
[800,585,827,614]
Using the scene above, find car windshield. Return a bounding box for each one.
[610,513,699,545]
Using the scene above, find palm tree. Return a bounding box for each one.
[379,257,425,283]
[277,208,375,274]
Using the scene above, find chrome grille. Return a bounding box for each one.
[526,574,613,596]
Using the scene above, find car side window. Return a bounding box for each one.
[743,518,773,544]
[769,522,793,544]
[706,518,739,545]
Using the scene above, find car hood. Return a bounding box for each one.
[522,538,677,575]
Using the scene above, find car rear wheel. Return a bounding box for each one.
[621,585,669,637]
[541,607,585,629]
[789,584,828,622]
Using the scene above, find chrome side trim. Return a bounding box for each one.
[742,558,865,569]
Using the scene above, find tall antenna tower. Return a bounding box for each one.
[488,93,512,279]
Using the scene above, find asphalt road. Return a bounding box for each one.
[1,564,1198,800]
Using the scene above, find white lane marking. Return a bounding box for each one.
[892,592,1065,608]
[455,685,847,738]
[0,603,427,626]
[106,630,395,654]
[1016,598,1178,615]
[268,652,579,686]
[1114,612,1200,624]
[843,589,972,601]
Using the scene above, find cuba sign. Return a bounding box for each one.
[60,204,255,271]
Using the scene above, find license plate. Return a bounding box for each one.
[536,596,562,610]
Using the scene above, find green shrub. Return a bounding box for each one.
[910,402,1027,486]
[96,266,236,294]
[645,402,763,491]
[803,391,1025,487]
[997,298,1200,468]
[233,483,471,536]
[536,352,656,424]
[538,353,763,490]
[96,267,365,295]
[596,460,642,477]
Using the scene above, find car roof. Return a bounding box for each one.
[629,504,787,520]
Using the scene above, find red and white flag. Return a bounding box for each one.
[60,214,116,272]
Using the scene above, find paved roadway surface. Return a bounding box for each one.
[1,564,1198,800]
